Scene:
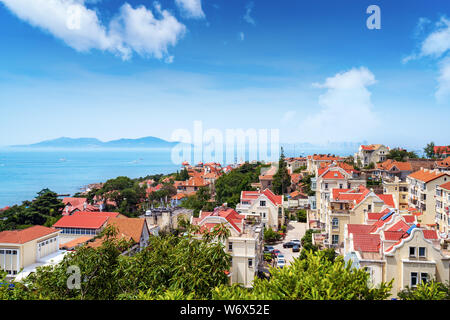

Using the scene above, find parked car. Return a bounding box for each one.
[276,258,286,268]
[292,245,300,252]
[277,254,285,260]
[283,241,295,248]
[291,239,301,245]
[264,246,275,254]
[272,249,281,256]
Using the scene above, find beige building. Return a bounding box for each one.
[236,188,284,231]
[344,212,450,297]
[354,144,390,167]
[324,185,395,250]
[407,168,450,225]
[0,226,61,278]
[383,177,409,212]
[306,154,345,174]
[191,207,263,288]
[312,162,366,230]
[435,181,450,237]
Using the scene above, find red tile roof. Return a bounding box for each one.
[0,226,59,244]
[383,231,406,241]
[53,215,108,229]
[439,181,450,191]
[386,220,410,233]
[377,194,395,208]
[352,233,380,252]
[347,224,373,235]
[72,211,121,218]
[422,229,438,240]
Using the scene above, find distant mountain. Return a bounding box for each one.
[11,136,179,149]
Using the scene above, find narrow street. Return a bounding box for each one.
[271,221,307,267]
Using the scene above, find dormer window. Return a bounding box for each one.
[409,247,416,257]
[418,247,426,257]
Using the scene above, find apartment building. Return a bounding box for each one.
[286,157,307,174]
[324,185,395,249]
[407,168,450,225]
[436,181,450,237]
[344,212,450,297]
[191,207,263,288]
[0,226,61,278]
[306,154,345,174]
[235,188,284,231]
[354,144,389,167]
[383,176,409,211]
[312,162,366,229]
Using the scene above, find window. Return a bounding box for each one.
[12,250,17,255]
[339,184,343,189]
[409,247,416,257]
[332,218,339,229]
[0,250,4,254]
[324,183,328,190]
[420,273,429,284]
[260,201,266,207]
[418,247,426,257]
[262,212,266,218]
[332,235,339,245]
[411,272,418,287]
[5,250,11,254]
[228,242,233,251]
[248,258,253,268]
[368,204,372,211]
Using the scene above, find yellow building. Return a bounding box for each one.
[407,168,450,225]
[344,212,450,297]
[383,177,409,212]
[0,225,60,277]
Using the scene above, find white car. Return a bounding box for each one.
[276,258,286,268]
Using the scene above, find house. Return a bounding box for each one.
[436,157,450,172]
[434,146,450,158]
[313,162,366,230]
[407,168,450,225]
[306,154,345,174]
[53,215,109,243]
[286,157,307,174]
[87,217,150,255]
[191,206,263,288]
[323,185,395,250]
[344,212,450,297]
[383,177,409,211]
[375,160,413,181]
[62,197,98,216]
[235,188,284,231]
[435,181,450,237]
[176,176,210,194]
[258,165,278,190]
[0,225,63,279]
[354,144,390,167]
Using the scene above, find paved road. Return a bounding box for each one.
[272,221,307,267]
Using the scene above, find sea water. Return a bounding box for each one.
[0,148,179,207]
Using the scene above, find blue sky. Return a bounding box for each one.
[0,0,449,150]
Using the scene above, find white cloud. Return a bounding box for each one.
[174,0,204,19]
[404,16,450,102]
[299,67,379,144]
[243,2,255,25]
[239,32,245,41]
[0,0,186,60]
[436,57,450,101]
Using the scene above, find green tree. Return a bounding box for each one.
[398,280,450,300]
[272,147,291,195]
[212,250,393,300]
[424,142,436,159]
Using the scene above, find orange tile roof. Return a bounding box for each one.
[72,211,121,218]
[352,233,380,252]
[60,236,93,250]
[0,225,59,244]
[106,217,145,243]
[408,169,449,183]
[437,157,450,168]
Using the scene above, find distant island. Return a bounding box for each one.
[10,136,180,149]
